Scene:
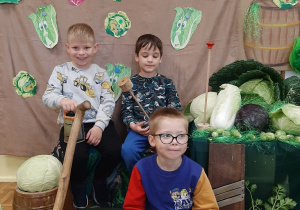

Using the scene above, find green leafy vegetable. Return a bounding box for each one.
[190,92,217,125]
[239,76,275,104]
[210,84,241,129]
[209,60,285,101]
[16,155,62,192]
[284,76,300,106]
[246,180,297,210]
[269,104,300,135]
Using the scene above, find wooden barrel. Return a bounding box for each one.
[13,186,74,210]
[244,0,300,67]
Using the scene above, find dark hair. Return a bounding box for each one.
[135,34,163,56]
[149,108,188,135]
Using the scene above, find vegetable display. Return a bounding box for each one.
[185,59,300,144]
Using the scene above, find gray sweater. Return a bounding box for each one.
[42,62,115,131]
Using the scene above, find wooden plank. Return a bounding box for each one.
[208,143,245,210]
[215,187,244,201]
[218,194,245,207]
[213,180,244,195]
[208,143,245,188]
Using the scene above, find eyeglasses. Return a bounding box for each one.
[152,133,190,145]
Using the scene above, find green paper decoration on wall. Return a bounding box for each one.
[104,11,131,38]
[13,71,37,98]
[273,0,298,9]
[105,63,131,101]
[170,7,202,50]
[28,5,58,49]
[0,0,21,3]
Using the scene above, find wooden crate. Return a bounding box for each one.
[208,143,245,210]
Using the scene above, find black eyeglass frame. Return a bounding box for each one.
[152,133,190,145]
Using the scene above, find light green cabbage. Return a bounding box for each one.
[239,77,274,104]
[16,155,62,192]
[269,104,300,135]
[190,92,218,125]
[210,84,241,129]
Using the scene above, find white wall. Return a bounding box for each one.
[0,155,28,182]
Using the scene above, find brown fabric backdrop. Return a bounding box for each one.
[0,0,239,157]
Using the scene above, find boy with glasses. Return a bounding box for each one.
[123,107,219,209]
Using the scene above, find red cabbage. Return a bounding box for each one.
[234,104,269,131]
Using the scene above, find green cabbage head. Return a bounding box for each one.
[16,155,62,192]
[210,84,241,129]
[239,77,274,104]
[269,104,300,135]
[190,92,218,125]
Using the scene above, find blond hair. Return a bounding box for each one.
[67,23,95,43]
[149,108,188,135]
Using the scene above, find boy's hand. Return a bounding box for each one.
[60,98,78,113]
[86,126,103,146]
[130,122,149,136]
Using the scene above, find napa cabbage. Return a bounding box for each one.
[210,84,241,129]
[16,155,62,192]
[269,104,300,135]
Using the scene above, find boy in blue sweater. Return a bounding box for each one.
[123,108,219,209]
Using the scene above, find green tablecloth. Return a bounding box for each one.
[190,136,300,209]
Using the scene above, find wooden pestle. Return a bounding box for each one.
[118,77,150,120]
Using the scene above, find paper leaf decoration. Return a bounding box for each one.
[104,11,131,38]
[273,0,298,9]
[106,63,131,101]
[0,0,21,4]
[28,5,58,49]
[13,71,37,98]
[170,7,202,50]
[68,0,84,6]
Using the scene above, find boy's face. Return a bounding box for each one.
[149,117,188,162]
[65,38,98,69]
[135,44,162,77]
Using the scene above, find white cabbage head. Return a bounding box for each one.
[270,104,300,135]
[16,155,62,192]
[190,92,218,125]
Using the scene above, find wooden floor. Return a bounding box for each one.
[0,182,16,210]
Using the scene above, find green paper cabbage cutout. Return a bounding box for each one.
[104,11,131,38]
[13,71,37,98]
[0,0,21,4]
[28,5,58,49]
[273,0,298,9]
[106,63,131,101]
[170,7,202,50]
[289,36,300,74]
